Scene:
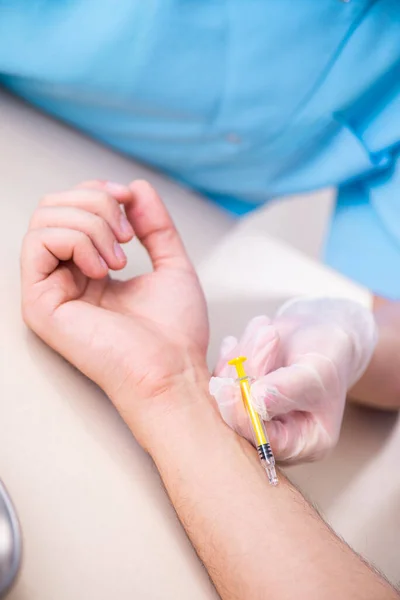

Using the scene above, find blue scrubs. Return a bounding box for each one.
[1,1,400,297]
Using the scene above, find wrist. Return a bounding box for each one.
[113,363,219,452]
[145,384,225,458]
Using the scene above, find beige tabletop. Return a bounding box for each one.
[0,90,399,598]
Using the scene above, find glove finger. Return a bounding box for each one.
[216,316,280,379]
[214,336,239,377]
[217,316,271,378]
[240,319,280,378]
[209,378,254,442]
[239,315,271,348]
[209,376,234,398]
[251,354,339,419]
[267,412,332,464]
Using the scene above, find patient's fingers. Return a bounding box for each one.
[29,206,127,271]
[21,227,107,289]
[126,180,193,272]
[21,226,110,338]
[76,179,133,203]
[39,186,134,243]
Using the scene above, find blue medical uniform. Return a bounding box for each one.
[1,1,400,297]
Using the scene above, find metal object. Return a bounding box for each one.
[0,479,21,597]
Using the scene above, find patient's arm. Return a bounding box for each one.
[21,179,398,598]
[134,382,399,600]
[350,297,400,409]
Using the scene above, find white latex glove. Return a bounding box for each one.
[210,297,377,463]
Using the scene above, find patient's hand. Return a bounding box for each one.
[21,180,209,445]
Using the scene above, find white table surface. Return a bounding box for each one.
[0,90,399,598]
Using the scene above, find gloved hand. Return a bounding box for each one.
[210,297,377,463]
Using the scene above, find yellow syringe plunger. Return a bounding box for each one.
[228,356,248,379]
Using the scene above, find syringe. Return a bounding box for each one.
[228,356,278,486]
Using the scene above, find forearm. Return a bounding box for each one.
[129,384,397,600]
[350,298,400,408]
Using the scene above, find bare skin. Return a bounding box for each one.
[20,179,399,599]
